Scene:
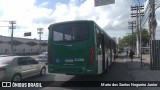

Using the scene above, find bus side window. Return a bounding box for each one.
[96,28,101,49]
[105,38,110,49]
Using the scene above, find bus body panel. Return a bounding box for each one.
[48,21,98,75]
[48,20,116,75]
[97,49,102,74]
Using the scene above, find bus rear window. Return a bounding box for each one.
[52,23,89,42]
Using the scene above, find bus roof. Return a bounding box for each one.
[49,20,94,27]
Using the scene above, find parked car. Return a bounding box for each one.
[36,52,48,64]
[0,55,9,57]
[40,52,48,55]
[0,54,14,57]
[0,56,46,81]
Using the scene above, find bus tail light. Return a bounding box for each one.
[88,47,94,65]
[48,47,53,64]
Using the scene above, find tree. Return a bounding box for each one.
[141,29,150,46]
[118,34,136,47]
[118,29,150,47]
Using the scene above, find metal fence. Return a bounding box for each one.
[150,40,160,70]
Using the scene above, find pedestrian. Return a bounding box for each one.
[126,49,128,57]
[129,48,134,62]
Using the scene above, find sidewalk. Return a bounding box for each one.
[125,54,160,81]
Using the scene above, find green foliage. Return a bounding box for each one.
[118,29,150,47]
[141,29,150,46]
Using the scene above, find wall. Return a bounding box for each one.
[0,35,48,55]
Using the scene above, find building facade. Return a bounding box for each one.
[0,35,48,55]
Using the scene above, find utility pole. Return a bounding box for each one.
[149,0,157,69]
[149,0,156,40]
[131,6,140,58]
[128,21,136,48]
[131,5,144,58]
[9,21,16,55]
[37,28,43,54]
[139,5,144,68]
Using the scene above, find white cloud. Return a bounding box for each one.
[0,0,52,39]
[50,0,132,32]
[40,2,49,7]
[1,0,159,40]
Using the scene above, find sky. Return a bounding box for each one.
[0,0,160,40]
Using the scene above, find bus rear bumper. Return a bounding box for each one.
[48,65,97,75]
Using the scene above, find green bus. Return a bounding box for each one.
[48,20,117,75]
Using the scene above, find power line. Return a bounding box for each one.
[141,0,150,27]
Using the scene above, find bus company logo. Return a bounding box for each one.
[65,59,74,62]
[2,82,11,87]
[74,58,84,62]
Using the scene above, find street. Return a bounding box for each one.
[26,54,134,82]
[0,0,160,90]
[1,54,140,90]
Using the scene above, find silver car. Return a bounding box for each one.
[0,55,10,57]
[0,56,46,81]
[36,52,48,64]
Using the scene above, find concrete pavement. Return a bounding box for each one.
[125,54,160,81]
[122,54,160,90]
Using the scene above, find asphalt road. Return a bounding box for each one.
[1,54,139,90]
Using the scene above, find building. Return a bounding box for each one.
[112,37,117,43]
[0,35,47,55]
[118,37,121,44]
